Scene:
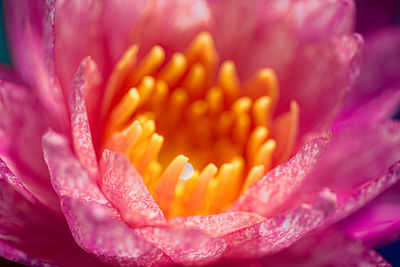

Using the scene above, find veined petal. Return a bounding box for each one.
[222,189,336,259]
[303,120,400,196]
[100,150,166,227]
[69,57,101,182]
[42,131,172,266]
[232,137,329,217]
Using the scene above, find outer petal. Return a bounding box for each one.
[100,150,166,227]
[338,164,400,247]
[4,0,68,129]
[257,228,390,267]
[42,131,172,266]
[0,158,99,266]
[356,0,400,33]
[222,189,336,259]
[303,120,400,196]
[69,57,101,182]
[208,0,361,137]
[0,79,58,208]
[338,28,400,124]
[231,137,329,217]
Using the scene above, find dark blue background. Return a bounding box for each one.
[0,1,399,266]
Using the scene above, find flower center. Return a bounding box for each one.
[101,32,299,218]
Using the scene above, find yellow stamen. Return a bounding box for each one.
[102,45,138,117]
[103,32,298,219]
[157,53,187,87]
[128,45,165,86]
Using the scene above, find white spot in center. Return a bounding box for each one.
[180,162,194,180]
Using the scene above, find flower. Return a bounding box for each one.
[0,0,399,266]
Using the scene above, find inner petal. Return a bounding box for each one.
[102,32,299,218]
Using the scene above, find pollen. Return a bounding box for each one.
[102,32,299,218]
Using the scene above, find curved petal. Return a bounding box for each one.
[338,166,400,247]
[222,189,336,259]
[54,0,149,97]
[4,0,68,130]
[137,226,227,265]
[254,227,390,267]
[69,57,101,182]
[208,0,361,136]
[130,0,211,59]
[0,79,58,209]
[0,158,100,266]
[232,137,329,217]
[303,120,400,196]
[339,28,400,122]
[100,150,166,227]
[42,131,172,266]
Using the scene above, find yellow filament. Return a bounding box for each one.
[103,32,297,218]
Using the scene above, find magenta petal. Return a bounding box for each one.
[137,226,227,265]
[260,227,390,266]
[333,161,400,223]
[0,240,56,267]
[0,80,58,208]
[232,137,329,217]
[169,212,265,238]
[69,58,101,182]
[100,150,166,227]
[0,158,99,266]
[42,131,172,266]
[338,163,400,247]
[222,189,336,259]
[4,0,68,129]
[340,28,400,120]
[304,120,400,195]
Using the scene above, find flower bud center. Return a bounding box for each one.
[101,32,299,218]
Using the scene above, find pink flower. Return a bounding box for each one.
[0,0,399,266]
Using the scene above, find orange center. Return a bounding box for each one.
[101,32,299,218]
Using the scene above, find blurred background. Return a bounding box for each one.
[0,0,399,266]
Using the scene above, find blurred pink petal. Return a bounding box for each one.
[4,0,68,129]
[0,159,100,266]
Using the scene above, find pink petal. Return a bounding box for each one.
[0,79,58,209]
[0,240,56,267]
[169,212,265,238]
[137,227,227,265]
[333,161,400,223]
[231,137,329,217]
[339,28,400,122]
[100,150,166,227]
[338,163,400,247]
[69,57,101,182]
[130,0,211,59]
[222,189,336,259]
[258,227,390,266]
[0,158,100,266]
[42,131,172,266]
[208,0,361,137]
[4,0,68,129]
[54,0,148,96]
[303,120,400,196]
